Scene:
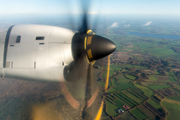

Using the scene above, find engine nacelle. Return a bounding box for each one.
[0,25,75,82]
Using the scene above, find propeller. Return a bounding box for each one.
[62,1,116,119]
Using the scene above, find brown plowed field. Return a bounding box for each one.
[157,77,170,81]
[115,111,137,120]
[144,102,165,117]
[138,104,156,119]
[114,52,130,61]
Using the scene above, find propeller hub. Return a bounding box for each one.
[85,35,116,62]
[72,33,116,62]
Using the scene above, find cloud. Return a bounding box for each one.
[110,22,118,28]
[143,21,152,26]
[124,24,130,27]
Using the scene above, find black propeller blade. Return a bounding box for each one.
[78,0,91,33]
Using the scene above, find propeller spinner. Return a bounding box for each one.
[72,33,116,62]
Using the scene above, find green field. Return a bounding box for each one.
[114,99,124,108]
[114,93,134,107]
[119,64,134,68]
[122,69,130,72]
[125,74,136,80]
[134,84,154,97]
[117,111,137,120]
[128,88,148,100]
[116,74,131,83]
[110,64,122,72]
[147,99,161,109]
[118,92,139,106]
[133,65,148,69]
[166,108,180,120]
[105,100,119,117]
[132,41,156,50]
[167,71,175,75]
[162,101,180,111]
[106,87,117,93]
[147,84,171,90]
[168,76,176,82]
[122,90,143,104]
[98,81,105,87]
[113,83,135,91]
[131,108,148,119]
[112,94,132,107]
[149,47,178,57]
[108,79,112,87]
[101,71,107,79]
[156,71,160,75]
[111,79,116,87]
[149,75,158,82]
[166,96,180,102]
[114,92,138,107]
[101,111,110,120]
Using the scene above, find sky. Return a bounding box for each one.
[0,0,180,15]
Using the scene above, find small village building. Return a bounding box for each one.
[116,108,124,113]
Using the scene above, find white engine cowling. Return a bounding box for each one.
[0,25,75,82]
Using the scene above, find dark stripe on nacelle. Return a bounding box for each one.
[3,25,14,68]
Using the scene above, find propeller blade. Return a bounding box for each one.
[105,55,110,92]
[78,0,91,33]
[86,63,93,100]
[82,62,92,119]
[63,53,87,82]
[64,0,76,31]
[94,55,111,120]
[90,3,105,33]
[79,13,88,34]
